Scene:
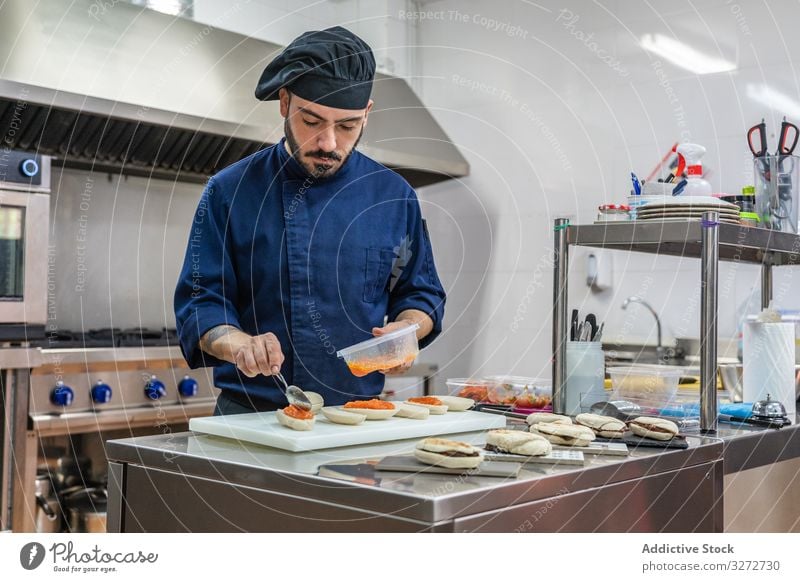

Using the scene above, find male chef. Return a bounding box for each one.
[174,27,446,415]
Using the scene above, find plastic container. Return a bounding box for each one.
[445,376,552,408]
[337,324,420,377]
[445,378,497,402]
[566,341,606,415]
[482,375,552,408]
[753,155,799,233]
[641,182,674,197]
[596,204,631,222]
[608,364,684,401]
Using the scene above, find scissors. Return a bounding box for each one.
[748,117,799,230]
[748,117,799,158]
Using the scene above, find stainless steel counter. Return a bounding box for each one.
[105,417,800,532]
[109,418,791,532]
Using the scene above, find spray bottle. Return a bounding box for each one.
[675,143,712,196]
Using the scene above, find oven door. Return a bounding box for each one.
[0,190,49,325]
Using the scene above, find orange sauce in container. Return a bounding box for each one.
[408,396,443,406]
[346,354,417,377]
[282,404,314,420]
[343,399,395,410]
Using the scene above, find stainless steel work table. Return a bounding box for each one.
[103,421,778,533]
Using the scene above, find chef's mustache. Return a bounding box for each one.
[305,150,342,161]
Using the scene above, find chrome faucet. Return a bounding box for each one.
[622,296,665,361]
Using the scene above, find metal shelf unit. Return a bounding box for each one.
[551,215,800,432]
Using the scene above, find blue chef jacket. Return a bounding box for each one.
[174,139,446,406]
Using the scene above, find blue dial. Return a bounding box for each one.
[50,381,74,407]
[91,381,113,404]
[178,376,198,398]
[20,158,39,177]
[144,376,167,400]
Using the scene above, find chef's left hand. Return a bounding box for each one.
[372,321,416,375]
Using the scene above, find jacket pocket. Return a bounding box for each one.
[363,247,396,303]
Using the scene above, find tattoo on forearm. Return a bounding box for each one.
[201,325,239,351]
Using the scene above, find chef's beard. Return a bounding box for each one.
[284,117,363,179]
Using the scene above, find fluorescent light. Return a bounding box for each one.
[746,84,800,119]
[127,0,192,17]
[640,33,737,75]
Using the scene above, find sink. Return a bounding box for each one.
[602,343,685,365]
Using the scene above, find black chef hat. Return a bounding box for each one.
[255,26,375,110]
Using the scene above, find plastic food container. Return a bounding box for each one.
[445,378,497,402]
[482,375,553,408]
[596,204,631,222]
[337,324,420,377]
[608,365,684,401]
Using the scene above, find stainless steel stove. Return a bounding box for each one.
[28,328,215,423]
[3,329,218,532]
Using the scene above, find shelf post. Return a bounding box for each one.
[552,218,570,414]
[761,258,773,309]
[700,211,719,433]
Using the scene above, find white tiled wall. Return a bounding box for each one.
[176,1,800,391]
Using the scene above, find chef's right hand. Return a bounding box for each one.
[234,332,285,378]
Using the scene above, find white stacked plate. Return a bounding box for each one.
[636,196,741,224]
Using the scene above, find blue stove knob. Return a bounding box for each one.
[178,375,198,398]
[144,376,167,400]
[20,158,39,178]
[91,381,113,404]
[51,381,74,407]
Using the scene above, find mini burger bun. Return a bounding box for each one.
[629,416,679,441]
[525,412,572,426]
[321,407,366,425]
[438,395,475,411]
[485,429,552,456]
[575,413,627,438]
[531,423,595,446]
[414,437,483,469]
[394,402,430,420]
[405,400,448,415]
[276,408,315,431]
[303,391,324,413]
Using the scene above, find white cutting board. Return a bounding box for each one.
[189,409,506,452]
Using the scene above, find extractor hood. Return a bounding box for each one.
[0,0,468,187]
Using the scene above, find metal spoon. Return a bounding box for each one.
[274,372,312,411]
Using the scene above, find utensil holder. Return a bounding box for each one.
[753,155,799,233]
[566,341,606,415]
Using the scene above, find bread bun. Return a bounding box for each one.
[531,423,595,446]
[575,413,626,438]
[394,402,430,420]
[438,395,475,411]
[342,400,398,420]
[485,429,551,456]
[276,408,315,431]
[406,397,448,415]
[414,438,483,469]
[629,416,679,441]
[339,405,397,420]
[304,391,324,413]
[321,407,366,425]
[525,412,572,426]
